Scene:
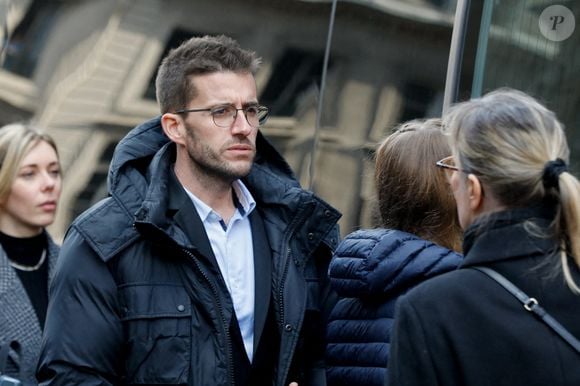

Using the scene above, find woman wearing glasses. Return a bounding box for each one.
[325,118,463,386]
[0,123,62,385]
[388,88,580,386]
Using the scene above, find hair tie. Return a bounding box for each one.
[542,158,567,189]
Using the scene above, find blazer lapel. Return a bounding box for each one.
[168,168,272,354]
[0,247,42,366]
[250,209,272,353]
[167,168,219,270]
[46,232,60,281]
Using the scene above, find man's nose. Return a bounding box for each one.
[231,109,253,135]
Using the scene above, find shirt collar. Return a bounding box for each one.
[183,179,256,222]
[231,179,256,217]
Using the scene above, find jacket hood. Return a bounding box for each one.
[328,228,463,298]
[71,116,340,261]
[71,116,338,262]
[107,116,168,196]
[107,116,301,213]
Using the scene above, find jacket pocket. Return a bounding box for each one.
[119,283,191,385]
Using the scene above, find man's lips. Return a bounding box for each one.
[227,144,253,151]
[226,144,255,156]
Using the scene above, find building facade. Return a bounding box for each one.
[0,0,455,240]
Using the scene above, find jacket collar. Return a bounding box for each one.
[329,228,463,298]
[107,116,301,208]
[133,143,199,249]
[84,116,340,261]
[0,230,59,295]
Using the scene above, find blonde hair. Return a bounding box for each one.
[374,118,462,251]
[0,123,59,201]
[444,88,580,293]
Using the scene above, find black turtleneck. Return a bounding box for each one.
[0,231,49,329]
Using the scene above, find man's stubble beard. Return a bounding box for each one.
[184,129,255,185]
[187,142,254,184]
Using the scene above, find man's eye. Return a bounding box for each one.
[211,107,231,116]
[245,106,259,116]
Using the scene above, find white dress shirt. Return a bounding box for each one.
[184,180,256,362]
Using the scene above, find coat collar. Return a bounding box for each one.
[461,205,558,267]
[0,231,59,295]
[80,116,340,261]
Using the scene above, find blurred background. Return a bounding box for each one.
[0,0,578,241]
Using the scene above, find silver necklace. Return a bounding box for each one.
[9,249,47,271]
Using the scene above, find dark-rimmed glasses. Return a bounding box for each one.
[175,104,269,128]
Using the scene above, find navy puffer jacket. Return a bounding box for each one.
[37,117,341,386]
[325,228,463,386]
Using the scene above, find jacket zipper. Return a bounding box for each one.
[277,205,311,385]
[182,248,235,386]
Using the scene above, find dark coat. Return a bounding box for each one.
[37,117,341,386]
[0,232,59,386]
[325,228,463,386]
[388,206,580,386]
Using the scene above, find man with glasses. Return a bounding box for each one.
[37,35,341,386]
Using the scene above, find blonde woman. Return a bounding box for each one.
[388,88,580,386]
[0,123,61,385]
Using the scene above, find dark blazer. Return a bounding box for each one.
[325,228,462,386]
[166,168,277,386]
[388,206,580,386]
[0,233,59,385]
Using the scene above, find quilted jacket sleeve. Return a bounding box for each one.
[37,228,123,385]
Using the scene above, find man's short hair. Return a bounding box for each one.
[155,34,261,113]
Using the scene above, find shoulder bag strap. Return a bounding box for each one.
[470,266,580,354]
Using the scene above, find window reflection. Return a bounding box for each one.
[0,0,459,237]
[457,0,580,171]
[261,48,330,117]
[2,0,60,78]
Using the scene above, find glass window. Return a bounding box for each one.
[0,0,458,234]
[314,0,456,228]
[2,0,60,78]
[453,0,580,170]
[260,48,329,117]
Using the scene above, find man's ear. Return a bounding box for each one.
[161,113,186,145]
[467,174,484,212]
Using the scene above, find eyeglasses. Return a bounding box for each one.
[436,156,459,172]
[436,156,464,179]
[175,104,269,128]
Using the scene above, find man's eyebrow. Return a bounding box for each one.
[242,101,260,107]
